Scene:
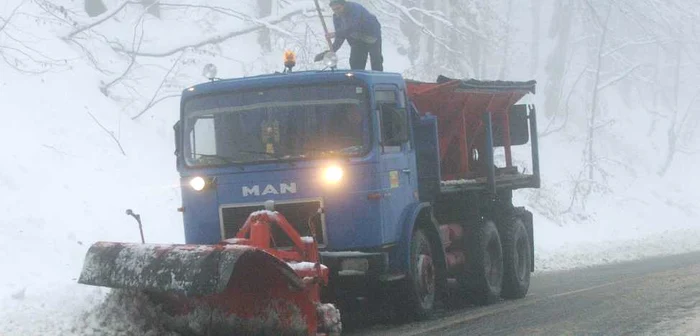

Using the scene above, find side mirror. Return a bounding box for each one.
[173,120,182,156]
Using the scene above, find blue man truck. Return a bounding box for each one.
[78,60,540,336]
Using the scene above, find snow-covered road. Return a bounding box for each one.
[351,250,700,336]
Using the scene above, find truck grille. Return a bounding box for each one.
[220,200,325,247]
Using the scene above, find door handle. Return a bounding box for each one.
[402,169,411,174]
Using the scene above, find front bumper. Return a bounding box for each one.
[320,251,406,281]
[319,250,406,302]
[320,251,387,278]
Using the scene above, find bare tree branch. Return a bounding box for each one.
[131,94,180,120]
[584,1,612,180]
[34,0,79,27]
[156,2,247,20]
[0,0,25,32]
[101,13,146,95]
[374,0,481,37]
[114,4,312,57]
[67,36,112,74]
[86,110,127,156]
[369,2,462,55]
[541,65,587,137]
[4,28,73,63]
[159,2,301,40]
[601,37,660,57]
[64,0,132,39]
[131,51,184,120]
[596,64,642,91]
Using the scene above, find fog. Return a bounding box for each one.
[1,0,698,334]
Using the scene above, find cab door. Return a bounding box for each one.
[374,85,418,243]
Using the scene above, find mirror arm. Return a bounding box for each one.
[173,120,182,156]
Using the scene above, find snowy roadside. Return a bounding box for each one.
[666,312,700,336]
[2,224,700,336]
[643,306,700,336]
[534,227,700,273]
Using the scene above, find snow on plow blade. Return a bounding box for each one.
[79,242,316,335]
[78,241,303,294]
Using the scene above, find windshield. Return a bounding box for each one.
[183,84,370,167]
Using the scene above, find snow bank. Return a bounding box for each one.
[0,3,183,334]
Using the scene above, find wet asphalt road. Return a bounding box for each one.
[345,251,700,336]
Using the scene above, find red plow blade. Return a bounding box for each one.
[79,242,320,335]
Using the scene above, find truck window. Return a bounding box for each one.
[189,116,216,158]
[376,90,408,151]
[182,84,371,167]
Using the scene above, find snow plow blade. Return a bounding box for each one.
[78,241,317,335]
[78,241,304,295]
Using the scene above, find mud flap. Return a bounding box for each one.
[79,242,315,335]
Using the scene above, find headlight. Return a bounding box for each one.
[322,165,343,185]
[189,176,207,191]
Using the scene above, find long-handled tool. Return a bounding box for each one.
[315,0,333,50]
[313,0,336,63]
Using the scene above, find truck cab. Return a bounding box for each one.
[175,69,420,276]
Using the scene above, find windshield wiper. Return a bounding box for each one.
[194,154,245,170]
[301,147,354,161]
[238,150,282,159]
[238,150,297,166]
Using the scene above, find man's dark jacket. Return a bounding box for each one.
[331,2,381,52]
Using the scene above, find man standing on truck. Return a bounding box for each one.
[326,0,383,71]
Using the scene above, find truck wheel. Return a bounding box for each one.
[394,228,437,321]
[501,215,531,299]
[464,219,503,305]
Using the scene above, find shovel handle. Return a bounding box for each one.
[314,0,333,50]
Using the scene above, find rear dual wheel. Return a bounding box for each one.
[501,215,531,299]
[461,211,533,305]
[463,219,503,305]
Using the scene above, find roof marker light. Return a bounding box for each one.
[202,63,218,81]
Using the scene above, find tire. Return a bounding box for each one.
[394,228,437,321]
[501,215,531,299]
[464,219,503,305]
